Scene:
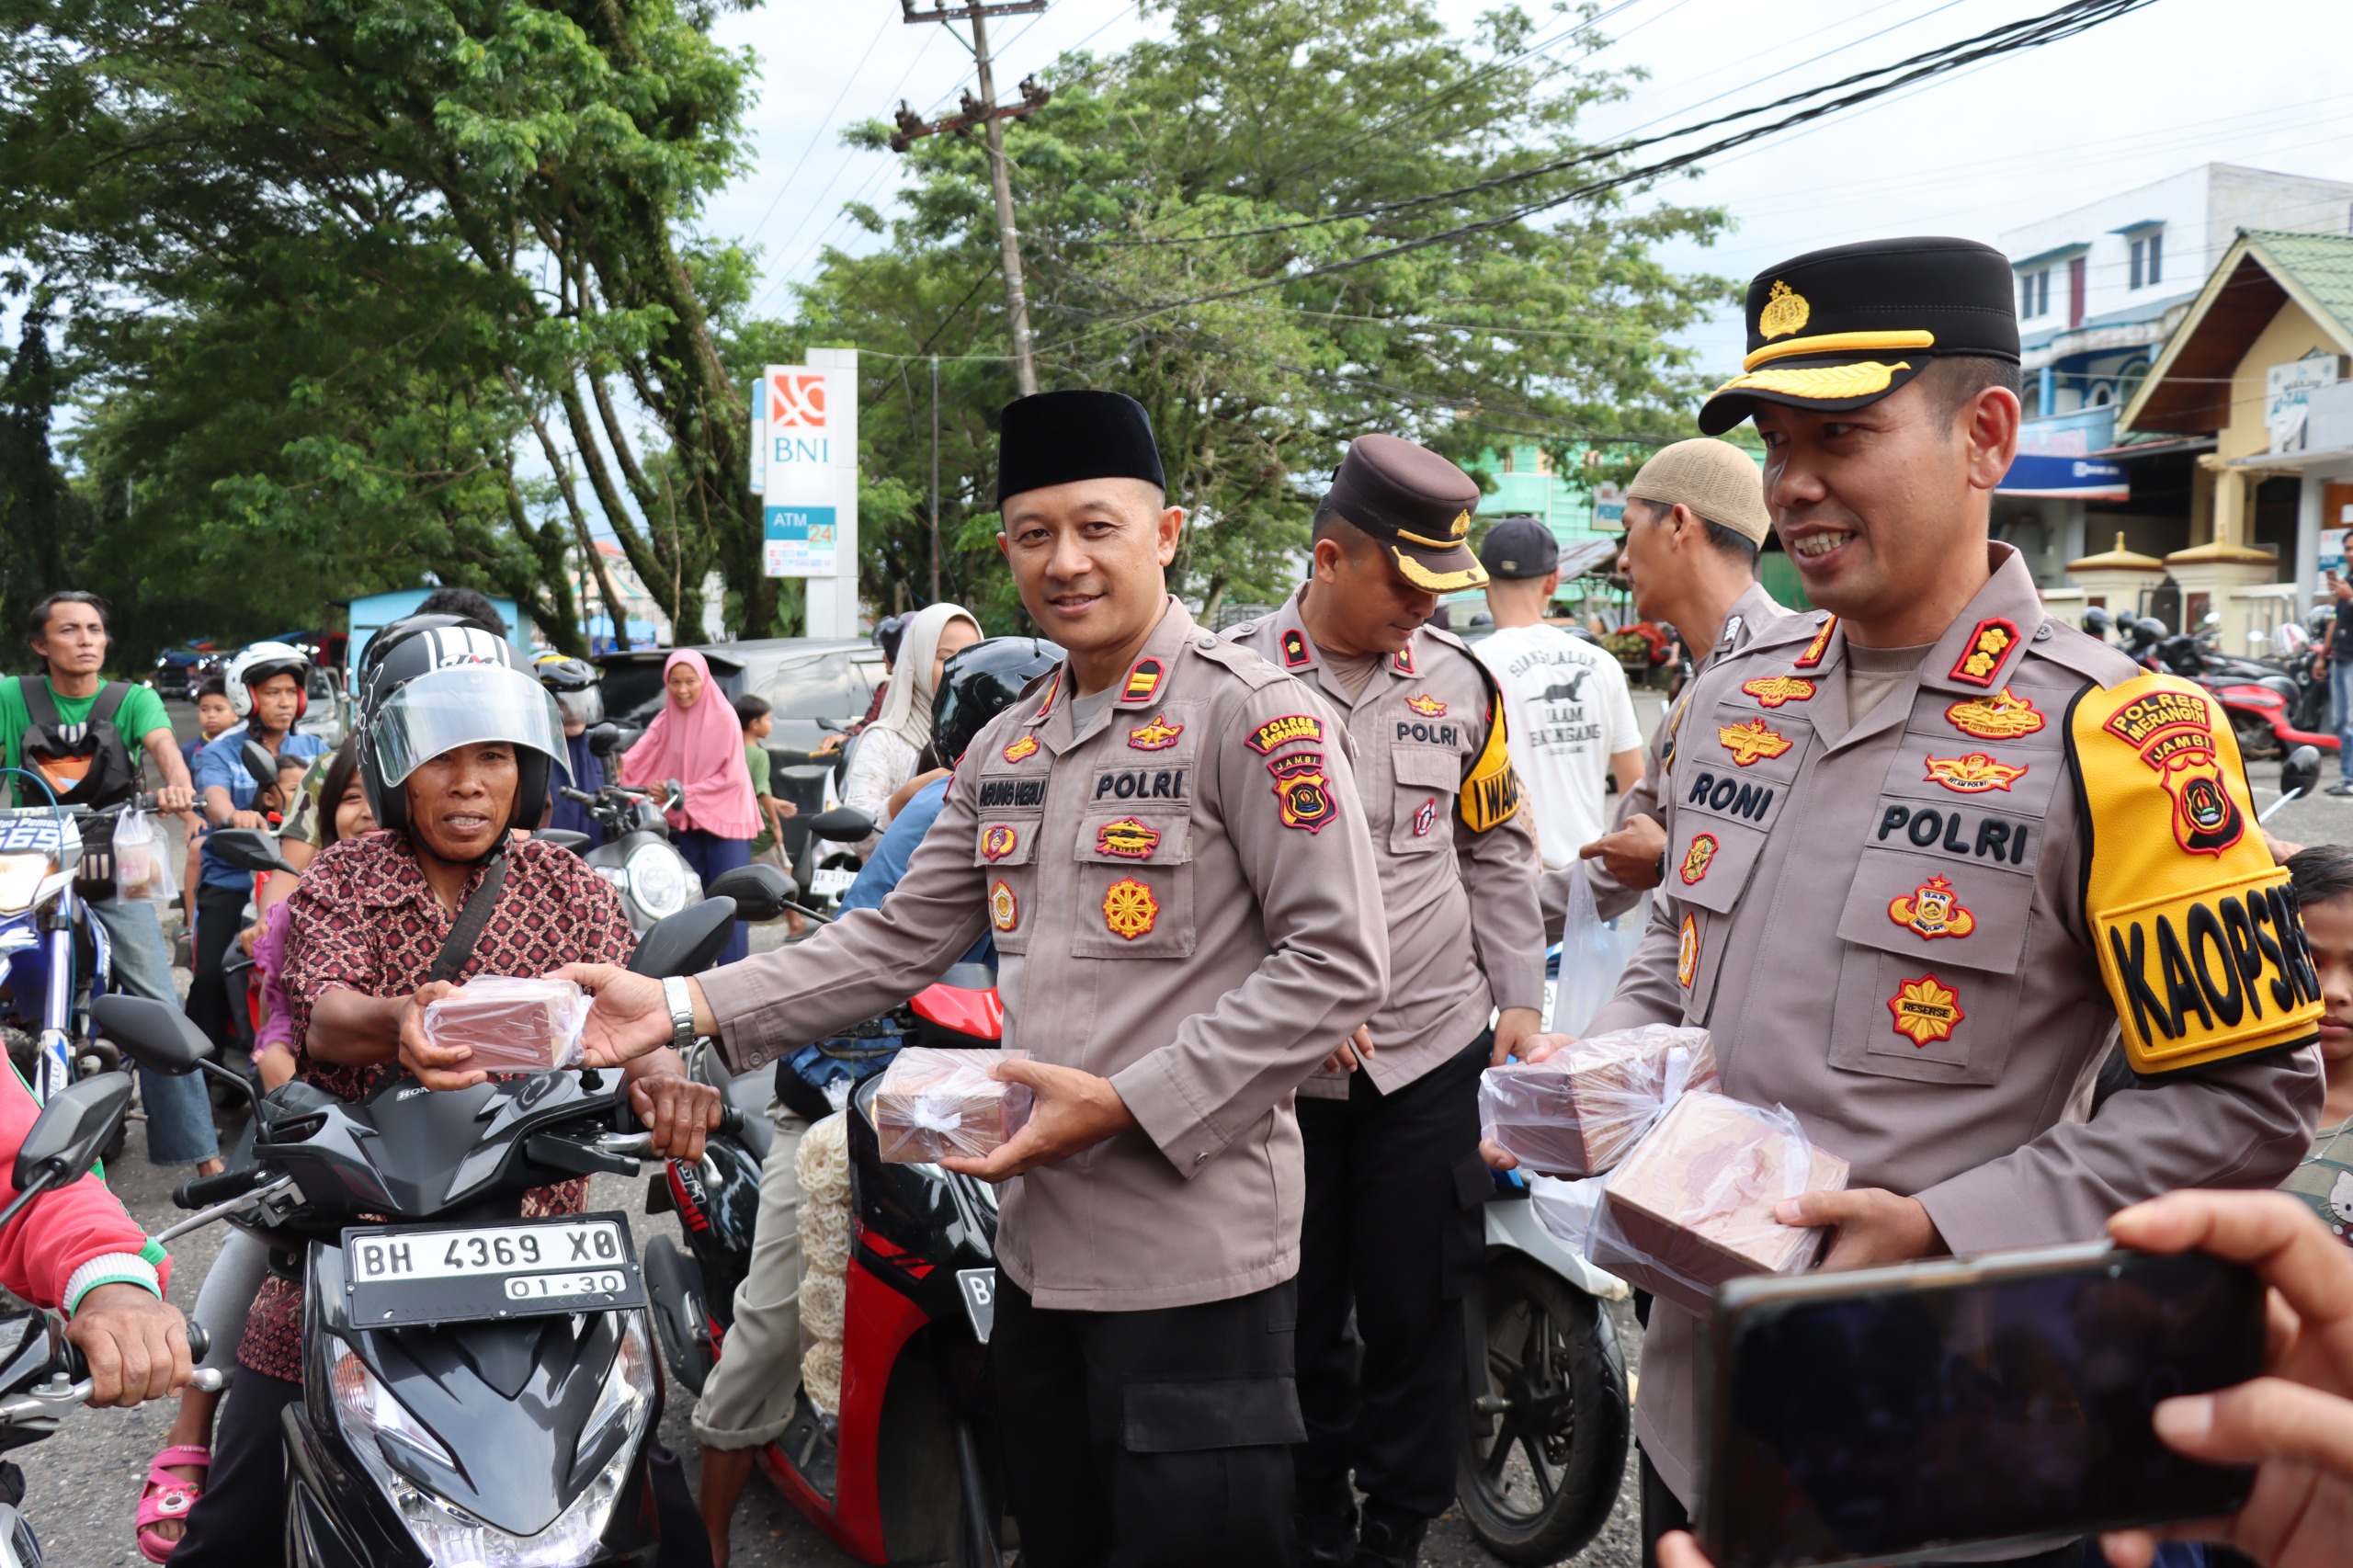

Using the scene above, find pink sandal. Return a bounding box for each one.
[136,1445,210,1562]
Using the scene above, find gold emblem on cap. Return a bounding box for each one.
[1449,509,1470,540]
[1759,279,1810,340]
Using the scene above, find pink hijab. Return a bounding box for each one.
[620,649,761,839]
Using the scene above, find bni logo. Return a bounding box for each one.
[768,371,826,428]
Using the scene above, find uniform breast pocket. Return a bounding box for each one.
[1388,747,1459,854]
[973,815,1043,955]
[1070,812,1197,960]
[1825,886,2030,1088]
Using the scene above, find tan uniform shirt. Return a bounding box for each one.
[1558,581,1806,930]
[1227,591,1545,1097]
[1587,545,2325,1503]
[698,598,1390,1312]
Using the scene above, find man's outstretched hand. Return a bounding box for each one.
[938,1059,1138,1182]
[1578,812,1667,889]
[553,964,700,1067]
[68,1285,192,1409]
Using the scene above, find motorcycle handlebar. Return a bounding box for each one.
[559,786,598,805]
[173,1165,262,1210]
[718,1103,745,1137]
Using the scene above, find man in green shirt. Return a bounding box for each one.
[1,591,222,1174]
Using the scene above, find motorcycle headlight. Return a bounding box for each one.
[0,854,51,915]
[625,843,691,920]
[575,1313,656,1470]
[329,1332,636,1567]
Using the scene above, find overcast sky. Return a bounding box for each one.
[699,0,2353,377]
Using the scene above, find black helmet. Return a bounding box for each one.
[531,652,604,728]
[873,615,907,667]
[356,614,478,709]
[357,622,569,844]
[931,637,1063,768]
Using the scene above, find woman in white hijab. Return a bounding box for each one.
[840,601,982,834]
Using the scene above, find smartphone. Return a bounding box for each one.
[1697,1241,2263,1568]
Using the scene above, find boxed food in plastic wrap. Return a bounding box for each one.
[419,976,591,1073]
[873,1048,1035,1165]
[1479,1025,1719,1177]
[1588,1091,1848,1312]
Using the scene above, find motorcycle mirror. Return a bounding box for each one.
[6,1073,133,1219]
[205,827,296,876]
[92,995,210,1075]
[2279,744,2323,804]
[240,740,279,790]
[705,862,796,922]
[534,828,593,856]
[807,807,875,844]
[628,897,741,978]
[585,722,628,758]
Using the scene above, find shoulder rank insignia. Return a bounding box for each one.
[1413,797,1438,837]
[1268,752,1338,834]
[1889,876,1975,940]
[1741,675,1816,708]
[1392,644,1416,676]
[1460,689,1520,832]
[1247,713,1323,754]
[1120,657,1165,704]
[1887,974,1963,1046]
[2071,672,2320,1075]
[1718,718,1792,767]
[1002,734,1040,765]
[1404,693,1447,718]
[1096,818,1160,858]
[1679,834,1718,885]
[1280,628,1311,667]
[1034,666,1061,720]
[1946,687,2043,740]
[989,880,1019,933]
[1791,615,1837,670]
[1677,913,1699,988]
[1923,752,2027,793]
[1101,877,1158,940]
[1128,713,1183,751]
[980,824,1019,861]
[1949,618,2020,687]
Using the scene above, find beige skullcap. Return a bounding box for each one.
[1626,438,1772,546]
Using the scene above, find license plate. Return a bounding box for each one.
[343,1213,647,1327]
[809,866,858,897]
[957,1267,997,1344]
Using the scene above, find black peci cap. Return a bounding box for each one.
[1478,516,1560,580]
[995,390,1166,507]
[1324,434,1488,593]
[1699,236,2020,436]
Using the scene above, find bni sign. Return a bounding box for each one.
[757,367,840,577]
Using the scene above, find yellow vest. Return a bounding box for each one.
[2069,674,2321,1074]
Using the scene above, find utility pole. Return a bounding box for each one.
[929,354,943,601]
[891,0,1050,396]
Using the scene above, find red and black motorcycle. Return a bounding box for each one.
[642,963,1012,1567]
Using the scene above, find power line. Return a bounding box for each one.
[737,10,895,248]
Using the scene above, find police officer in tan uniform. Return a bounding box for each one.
[1564,437,1800,930]
[563,390,1390,1567]
[1559,239,2325,1567]
[1226,436,1544,1568]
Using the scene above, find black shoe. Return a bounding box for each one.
[1295,1476,1357,1568]
[1347,1502,1427,1568]
[2327,780,2353,797]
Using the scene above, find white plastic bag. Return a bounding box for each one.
[1479,1025,1718,1177]
[111,809,176,904]
[420,976,590,1071]
[1547,871,1644,1037]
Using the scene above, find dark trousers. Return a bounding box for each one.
[675,828,752,966]
[1638,1449,2089,1568]
[172,1366,301,1565]
[1295,1031,1489,1521]
[992,1277,1304,1568]
[184,881,252,1059]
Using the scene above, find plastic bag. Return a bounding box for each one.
[1479,1024,1718,1177]
[872,1048,1034,1164]
[109,810,177,904]
[1528,1173,1610,1256]
[420,976,591,1072]
[1586,1091,1849,1313]
[1547,870,1644,1036]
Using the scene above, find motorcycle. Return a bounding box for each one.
[560,723,704,935]
[2150,631,2338,760]
[92,892,756,1567]
[0,1072,229,1565]
[641,961,1010,1568]
[791,808,872,917]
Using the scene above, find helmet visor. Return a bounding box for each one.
[368,666,572,788]
[553,687,604,728]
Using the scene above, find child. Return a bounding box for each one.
[178,679,240,933]
[735,692,801,938]
[2283,845,2353,1245]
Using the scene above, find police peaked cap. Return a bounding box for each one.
[995,390,1166,506]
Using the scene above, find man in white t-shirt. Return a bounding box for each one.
[1472,516,1643,869]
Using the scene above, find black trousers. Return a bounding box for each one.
[185,881,251,1058]
[992,1276,1304,1568]
[1295,1031,1489,1521]
[171,1366,301,1566]
[1638,1449,2088,1568]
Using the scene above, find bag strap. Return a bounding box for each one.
[87,682,130,726]
[17,676,62,733]
[427,848,514,985]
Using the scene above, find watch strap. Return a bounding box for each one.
[661,975,696,1052]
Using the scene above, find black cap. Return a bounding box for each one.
[1699,236,2021,436]
[995,390,1166,506]
[1324,434,1487,593]
[1478,516,1559,580]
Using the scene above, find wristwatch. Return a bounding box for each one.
[1653,850,1668,886]
[661,976,698,1053]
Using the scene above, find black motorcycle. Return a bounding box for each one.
[92,891,761,1567]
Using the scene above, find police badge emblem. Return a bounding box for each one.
[1677,913,1699,988]
[1888,876,1976,940]
[1002,734,1040,764]
[1679,834,1718,885]
[1102,878,1159,940]
[1887,974,1964,1047]
[1740,676,1816,708]
[988,880,1018,933]
[1404,693,1448,718]
[1268,752,1337,834]
[1922,753,2028,793]
[980,824,1018,861]
[1128,713,1184,751]
[1717,719,1792,767]
[2098,687,2245,857]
